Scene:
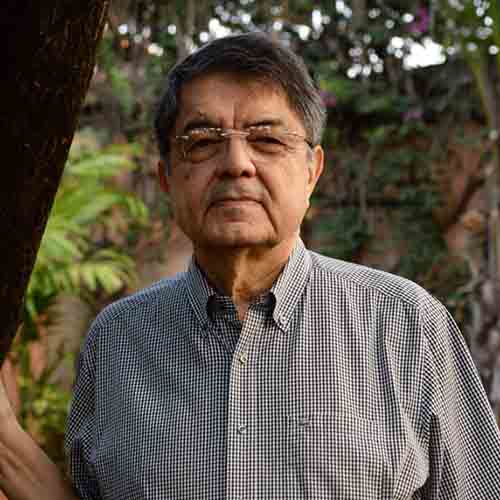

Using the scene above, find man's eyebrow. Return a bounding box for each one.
[180,119,220,135]
[179,117,286,135]
[245,118,285,128]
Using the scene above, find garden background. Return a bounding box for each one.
[3,0,500,468]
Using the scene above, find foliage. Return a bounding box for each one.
[14,128,149,462]
[433,1,500,127]
[19,372,73,467]
[25,131,148,332]
[314,207,372,261]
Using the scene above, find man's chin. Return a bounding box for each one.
[200,230,276,250]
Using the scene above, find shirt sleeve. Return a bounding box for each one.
[420,297,500,499]
[64,322,101,500]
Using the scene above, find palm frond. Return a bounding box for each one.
[25,131,148,326]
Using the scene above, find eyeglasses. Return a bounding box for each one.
[173,125,313,163]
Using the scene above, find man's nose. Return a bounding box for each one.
[215,137,257,177]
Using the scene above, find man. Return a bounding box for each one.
[1,32,500,500]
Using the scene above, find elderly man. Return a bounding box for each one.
[1,32,500,500]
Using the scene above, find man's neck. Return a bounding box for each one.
[194,237,297,320]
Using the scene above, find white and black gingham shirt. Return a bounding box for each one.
[65,239,500,499]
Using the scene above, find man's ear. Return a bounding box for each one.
[306,145,324,197]
[158,160,170,194]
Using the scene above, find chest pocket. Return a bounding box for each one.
[287,412,391,500]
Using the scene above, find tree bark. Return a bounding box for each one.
[0,1,110,365]
[351,0,367,32]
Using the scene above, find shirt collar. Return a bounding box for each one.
[183,237,312,335]
[183,258,218,336]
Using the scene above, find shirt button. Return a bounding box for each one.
[298,417,310,427]
[237,424,248,435]
[238,354,247,365]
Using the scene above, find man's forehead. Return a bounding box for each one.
[174,72,301,133]
[181,71,285,99]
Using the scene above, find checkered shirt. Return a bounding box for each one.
[65,238,500,499]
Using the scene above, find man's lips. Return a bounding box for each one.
[208,184,265,208]
[210,196,261,206]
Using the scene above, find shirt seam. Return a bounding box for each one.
[309,256,431,314]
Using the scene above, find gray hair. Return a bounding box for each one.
[154,32,326,171]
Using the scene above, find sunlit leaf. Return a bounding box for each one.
[25,134,148,326]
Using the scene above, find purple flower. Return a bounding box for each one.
[403,108,423,122]
[409,7,430,35]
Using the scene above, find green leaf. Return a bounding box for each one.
[319,76,362,104]
[25,133,148,325]
[364,125,398,146]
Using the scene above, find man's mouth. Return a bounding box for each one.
[211,196,260,206]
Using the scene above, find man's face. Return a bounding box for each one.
[158,72,324,253]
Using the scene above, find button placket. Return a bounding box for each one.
[226,308,262,500]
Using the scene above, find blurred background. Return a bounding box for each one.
[4,0,500,467]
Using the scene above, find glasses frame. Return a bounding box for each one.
[173,125,313,163]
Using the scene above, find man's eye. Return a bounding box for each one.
[250,134,285,145]
[249,134,288,153]
[187,136,221,151]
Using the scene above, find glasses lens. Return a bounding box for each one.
[247,128,296,157]
[178,127,305,163]
[183,129,224,162]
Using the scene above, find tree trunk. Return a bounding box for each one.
[0,1,110,364]
[351,0,367,32]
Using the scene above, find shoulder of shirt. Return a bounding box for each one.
[91,271,188,327]
[308,250,441,313]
